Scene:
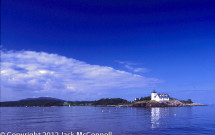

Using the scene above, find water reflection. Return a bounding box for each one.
[151,107,170,129]
[151,108,160,128]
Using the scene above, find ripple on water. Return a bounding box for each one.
[0,106,215,135]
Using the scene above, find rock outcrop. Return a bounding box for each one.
[130,100,206,107]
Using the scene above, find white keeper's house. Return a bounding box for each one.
[151,90,170,102]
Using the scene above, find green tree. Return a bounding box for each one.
[140,97,144,101]
[187,99,193,103]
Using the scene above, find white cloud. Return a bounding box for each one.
[117,61,149,73]
[1,50,162,100]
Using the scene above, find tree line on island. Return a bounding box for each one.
[0,97,130,107]
[0,96,193,107]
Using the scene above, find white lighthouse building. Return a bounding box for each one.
[151,90,170,102]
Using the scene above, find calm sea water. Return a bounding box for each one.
[0,106,215,135]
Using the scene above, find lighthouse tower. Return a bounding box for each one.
[151,90,157,101]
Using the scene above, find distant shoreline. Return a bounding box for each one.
[0,97,207,107]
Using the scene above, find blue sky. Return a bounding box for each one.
[1,0,215,104]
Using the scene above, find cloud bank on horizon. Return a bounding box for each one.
[1,50,162,101]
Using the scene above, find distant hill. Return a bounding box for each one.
[0,97,65,107]
[0,97,130,107]
[19,97,65,101]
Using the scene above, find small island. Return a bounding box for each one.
[131,90,207,107]
[92,90,207,107]
[116,90,207,107]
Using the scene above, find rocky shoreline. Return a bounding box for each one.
[99,100,207,107]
